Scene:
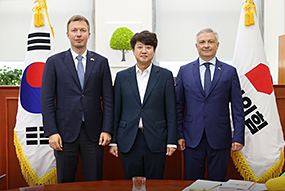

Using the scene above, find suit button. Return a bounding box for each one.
[82,94,84,97]
[205,101,208,104]
[79,109,82,112]
[203,116,205,119]
[141,109,143,111]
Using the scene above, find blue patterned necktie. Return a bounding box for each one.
[204,62,211,95]
[76,55,84,89]
[76,55,85,121]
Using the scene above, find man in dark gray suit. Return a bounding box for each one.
[41,15,113,183]
[109,30,177,179]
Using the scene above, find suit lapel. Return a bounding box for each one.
[127,66,141,104]
[142,65,159,106]
[63,49,82,90]
[192,59,205,96]
[84,51,96,90]
[207,59,223,97]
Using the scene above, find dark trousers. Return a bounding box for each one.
[183,131,231,181]
[54,122,103,183]
[121,130,166,180]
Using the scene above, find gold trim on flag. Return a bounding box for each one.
[14,130,57,186]
[231,149,284,183]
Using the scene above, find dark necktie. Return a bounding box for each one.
[204,62,211,95]
[76,55,84,89]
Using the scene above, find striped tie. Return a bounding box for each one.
[204,62,211,95]
[76,55,84,89]
[76,55,85,121]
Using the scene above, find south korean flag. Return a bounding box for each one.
[14,1,57,186]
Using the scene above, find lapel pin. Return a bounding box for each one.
[90,58,95,61]
[218,67,221,70]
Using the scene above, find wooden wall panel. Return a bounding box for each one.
[0,86,22,190]
[1,86,285,190]
[164,150,183,179]
[279,35,285,84]
[273,85,285,173]
[102,148,125,180]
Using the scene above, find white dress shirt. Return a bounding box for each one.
[136,63,152,128]
[110,63,176,149]
[137,64,176,149]
[70,49,87,72]
[199,57,216,89]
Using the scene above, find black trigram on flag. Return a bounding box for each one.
[26,126,49,145]
[27,32,51,51]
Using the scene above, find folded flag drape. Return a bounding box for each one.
[14,0,57,186]
[231,0,285,183]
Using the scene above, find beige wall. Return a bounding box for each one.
[0,0,284,83]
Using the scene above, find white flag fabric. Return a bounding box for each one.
[14,0,56,186]
[232,0,285,183]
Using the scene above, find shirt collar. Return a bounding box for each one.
[70,49,87,60]
[199,57,216,66]
[136,63,152,74]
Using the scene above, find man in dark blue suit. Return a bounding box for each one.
[41,15,113,183]
[176,28,245,181]
[109,31,177,179]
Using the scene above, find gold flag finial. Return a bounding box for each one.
[243,0,257,26]
[32,0,44,27]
